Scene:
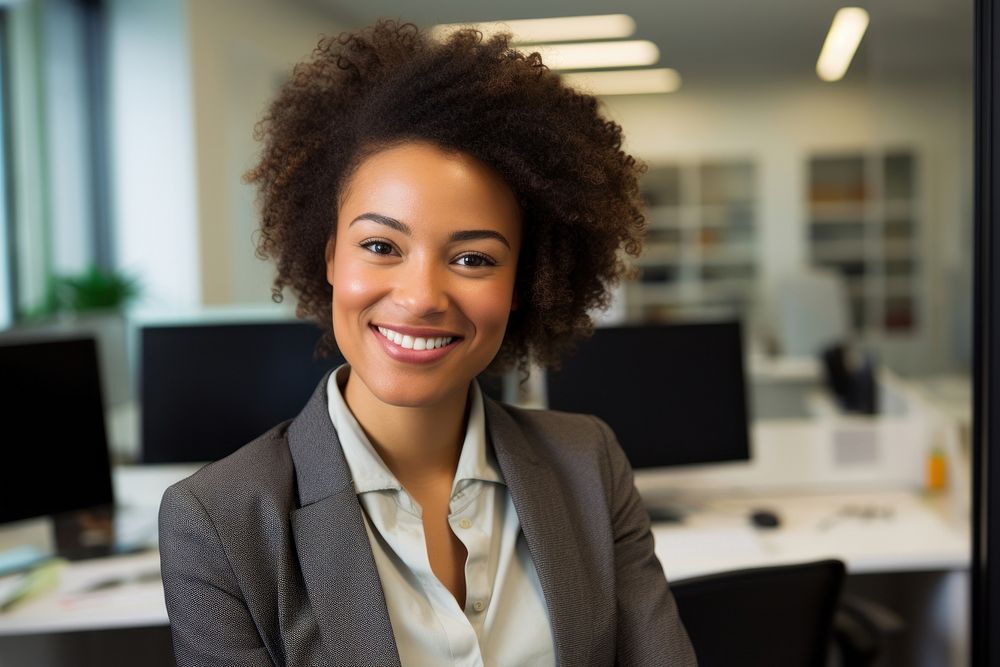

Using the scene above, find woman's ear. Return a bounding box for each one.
[324,237,336,286]
[510,289,519,311]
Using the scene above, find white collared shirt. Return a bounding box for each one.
[326,365,555,667]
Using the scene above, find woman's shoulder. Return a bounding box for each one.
[161,420,298,522]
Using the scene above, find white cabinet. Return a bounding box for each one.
[807,150,920,335]
[627,160,758,322]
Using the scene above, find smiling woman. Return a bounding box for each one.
[157,19,696,667]
[330,143,521,412]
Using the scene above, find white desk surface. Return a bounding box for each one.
[655,488,970,582]
[0,470,971,636]
[0,550,165,636]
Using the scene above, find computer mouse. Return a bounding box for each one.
[749,508,781,529]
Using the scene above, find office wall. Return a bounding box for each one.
[107,0,200,308]
[186,0,344,307]
[156,4,972,373]
[44,0,93,277]
[602,74,973,372]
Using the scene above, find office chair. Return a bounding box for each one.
[671,559,845,667]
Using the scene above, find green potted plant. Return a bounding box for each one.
[26,266,142,409]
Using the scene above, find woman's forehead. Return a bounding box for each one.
[339,141,521,234]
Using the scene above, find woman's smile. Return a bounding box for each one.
[370,323,463,364]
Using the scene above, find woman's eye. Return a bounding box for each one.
[456,253,495,268]
[361,240,395,256]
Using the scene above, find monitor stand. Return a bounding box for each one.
[52,505,116,561]
[646,503,688,524]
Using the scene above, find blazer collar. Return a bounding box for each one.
[287,374,592,666]
[483,398,595,667]
[287,373,402,667]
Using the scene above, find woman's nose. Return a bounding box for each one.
[392,258,449,317]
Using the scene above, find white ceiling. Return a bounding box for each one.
[296,0,973,85]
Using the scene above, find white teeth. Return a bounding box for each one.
[376,326,454,351]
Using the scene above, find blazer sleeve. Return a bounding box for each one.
[159,483,276,667]
[590,416,698,667]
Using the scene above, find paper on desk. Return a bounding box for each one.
[654,526,766,562]
[0,560,65,612]
[653,526,774,581]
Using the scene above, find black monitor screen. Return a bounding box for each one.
[545,322,750,469]
[141,321,344,463]
[1,337,114,524]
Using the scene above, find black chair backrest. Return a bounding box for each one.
[671,559,846,667]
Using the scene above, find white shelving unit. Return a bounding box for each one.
[627,160,759,322]
[806,150,921,335]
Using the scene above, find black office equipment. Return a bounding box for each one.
[140,320,343,463]
[140,319,506,463]
[749,508,782,529]
[545,321,751,470]
[0,336,116,559]
[821,342,879,415]
[672,559,846,667]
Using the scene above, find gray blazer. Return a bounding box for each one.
[159,375,696,666]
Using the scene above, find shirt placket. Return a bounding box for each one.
[450,479,493,635]
[391,487,483,666]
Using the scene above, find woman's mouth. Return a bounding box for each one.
[370,324,462,364]
[375,326,455,350]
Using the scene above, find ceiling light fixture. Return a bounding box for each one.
[816,7,870,82]
[431,14,636,44]
[561,68,682,96]
[528,40,659,71]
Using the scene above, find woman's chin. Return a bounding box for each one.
[364,374,466,410]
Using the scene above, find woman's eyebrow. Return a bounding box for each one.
[349,212,411,234]
[449,230,511,249]
[350,212,511,249]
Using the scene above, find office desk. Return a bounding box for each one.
[654,488,969,582]
[0,464,197,638]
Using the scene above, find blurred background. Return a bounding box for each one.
[0,0,975,665]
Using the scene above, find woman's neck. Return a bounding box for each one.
[342,369,469,489]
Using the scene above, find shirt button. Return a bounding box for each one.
[459,518,472,529]
[472,600,485,612]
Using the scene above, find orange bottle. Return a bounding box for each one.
[926,446,948,492]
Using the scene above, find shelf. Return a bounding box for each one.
[628,160,760,322]
[810,241,867,261]
[700,249,757,264]
[806,148,920,335]
[808,201,869,220]
[637,244,682,264]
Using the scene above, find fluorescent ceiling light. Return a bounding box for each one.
[816,7,870,82]
[528,40,659,70]
[561,68,682,96]
[432,14,636,44]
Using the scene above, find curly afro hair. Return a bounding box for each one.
[245,20,646,373]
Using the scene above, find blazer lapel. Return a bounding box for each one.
[287,375,401,667]
[484,398,595,667]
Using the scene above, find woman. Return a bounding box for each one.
[159,20,696,667]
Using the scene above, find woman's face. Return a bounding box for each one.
[327,141,522,409]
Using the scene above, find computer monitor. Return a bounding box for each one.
[0,335,117,557]
[140,319,343,463]
[140,317,509,463]
[545,321,751,470]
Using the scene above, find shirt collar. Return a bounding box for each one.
[326,364,504,495]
